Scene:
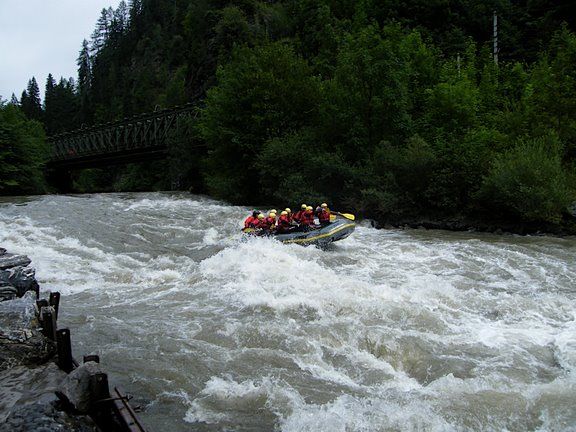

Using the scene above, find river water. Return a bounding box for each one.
[1,192,575,431]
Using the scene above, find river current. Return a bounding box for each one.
[1,192,575,431]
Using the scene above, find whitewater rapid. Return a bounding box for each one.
[1,193,575,431]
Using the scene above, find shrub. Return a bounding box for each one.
[477,135,575,223]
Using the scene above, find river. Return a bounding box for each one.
[1,192,575,431]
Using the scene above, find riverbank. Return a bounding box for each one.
[368,210,576,237]
[0,248,145,432]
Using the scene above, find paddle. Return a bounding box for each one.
[334,211,355,221]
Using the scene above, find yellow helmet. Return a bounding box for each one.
[269,213,276,218]
[257,214,265,219]
[281,211,288,215]
[321,203,328,208]
[271,209,277,214]
[285,208,291,213]
[301,204,307,209]
[307,206,313,211]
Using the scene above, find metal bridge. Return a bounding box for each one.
[47,103,198,169]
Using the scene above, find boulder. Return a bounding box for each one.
[0,266,38,298]
[58,362,105,414]
[0,254,31,270]
[0,292,56,371]
[0,401,96,432]
[0,284,18,302]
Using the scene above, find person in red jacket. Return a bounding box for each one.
[318,203,331,226]
[256,213,270,231]
[300,206,317,230]
[265,211,277,228]
[293,204,307,224]
[284,208,293,223]
[244,210,261,228]
[277,210,293,233]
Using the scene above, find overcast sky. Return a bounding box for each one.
[0,0,119,101]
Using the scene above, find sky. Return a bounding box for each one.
[0,0,119,101]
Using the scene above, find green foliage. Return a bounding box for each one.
[478,135,575,223]
[0,102,48,195]
[73,169,114,193]
[324,24,437,160]
[197,42,321,203]
[113,162,170,191]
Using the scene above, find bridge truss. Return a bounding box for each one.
[48,103,197,168]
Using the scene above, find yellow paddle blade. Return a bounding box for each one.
[337,212,355,221]
[329,214,337,222]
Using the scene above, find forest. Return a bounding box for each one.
[1,0,576,232]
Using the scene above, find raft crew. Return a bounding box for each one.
[243,202,332,233]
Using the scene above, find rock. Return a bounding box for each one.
[0,266,38,298]
[0,284,18,302]
[0,363,96,431]
[0,401,96,432]
[0,363,67,423]
[0,292,56,371]
[58,362,105,414]
[0,254,31,270]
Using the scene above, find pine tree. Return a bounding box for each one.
[10,93,19,106]
[113,1,129,35]
[20,90,29,111]
[44,74,57,133]
[90,8,114,54]
[20,77,43,121]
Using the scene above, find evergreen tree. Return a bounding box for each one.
[10,93,19,106]
[20,77,43,121]
[90,8,113,54]
[77,39,92,124]
[44,74,57,134]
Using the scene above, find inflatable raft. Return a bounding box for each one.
[242,214,355,246]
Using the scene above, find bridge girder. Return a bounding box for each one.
[47,104,197,169]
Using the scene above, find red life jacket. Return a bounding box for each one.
[318,209,330,223]
[278,215,291,229]
[244,216,256,228]
[301,211,315,226]
[293,210,304,223]
[257,219,271,229]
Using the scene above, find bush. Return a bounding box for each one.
[477,135,575,223]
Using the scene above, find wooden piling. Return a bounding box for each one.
[49,291,61,321]
[56,328,74,373]
[40,306,57,340]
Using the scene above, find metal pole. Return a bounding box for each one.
[493,10,498,65]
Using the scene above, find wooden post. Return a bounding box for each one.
[91,372,111,401]
[56,328,74,372]
[49,292,61,321]
[41,306,57,340]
